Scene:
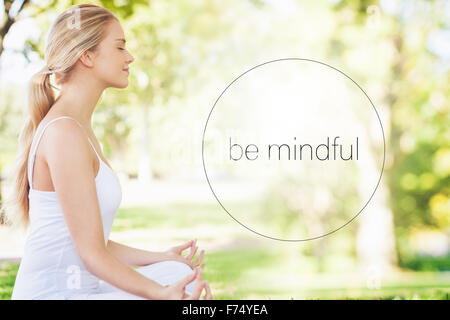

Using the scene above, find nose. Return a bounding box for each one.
[127,52,134,64]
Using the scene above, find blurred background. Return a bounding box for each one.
[0,0,449,299]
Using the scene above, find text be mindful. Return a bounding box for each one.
[229,136,359,161]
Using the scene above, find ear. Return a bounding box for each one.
[79,50,96,68]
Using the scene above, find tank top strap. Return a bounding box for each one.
[28,116,101,190]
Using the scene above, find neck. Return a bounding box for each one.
[51,74,106,129]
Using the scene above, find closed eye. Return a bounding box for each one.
[118,47,125,51]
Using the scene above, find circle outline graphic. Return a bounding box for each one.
[202,58,386,242]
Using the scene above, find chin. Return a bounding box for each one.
[111,80,128,89]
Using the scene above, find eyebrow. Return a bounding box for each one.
[115,38,126,43]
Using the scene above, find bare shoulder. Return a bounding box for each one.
[38,118,94,174]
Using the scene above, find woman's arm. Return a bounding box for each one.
[106,239,172,266]
[84,246,167,299]
[107,239,206,268]
[44,120,171,299]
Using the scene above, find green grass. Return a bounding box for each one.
[0,262,18,300]
[2,203,449,300]
[201,249,450,300]
[400,255,450,272]
[2,249,449,300]
[201,248,281,299]
[111,203,230,232]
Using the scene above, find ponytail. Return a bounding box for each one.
[0,67,55,229]
[29,67,55,125]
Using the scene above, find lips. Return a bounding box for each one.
[123,67,129,74]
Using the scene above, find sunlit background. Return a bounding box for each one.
[0,0,449,299]
[203,58,385,241]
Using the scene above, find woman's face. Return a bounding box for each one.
[91,19,134,89]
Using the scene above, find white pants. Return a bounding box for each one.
[69,260,198,300]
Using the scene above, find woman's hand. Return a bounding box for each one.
[160,266,214,300]
[164,239,205,270]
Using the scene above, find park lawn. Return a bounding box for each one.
[1,248,449,300]
[110,202,256,232]
[1,203,448,300]
[0,262,18,300]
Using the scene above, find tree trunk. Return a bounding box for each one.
[355,109,397,284]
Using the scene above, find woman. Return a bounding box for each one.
[2,4,213,300]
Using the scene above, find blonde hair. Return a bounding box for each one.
[0,4,117,228]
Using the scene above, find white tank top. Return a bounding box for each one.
[12,116,122,299]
